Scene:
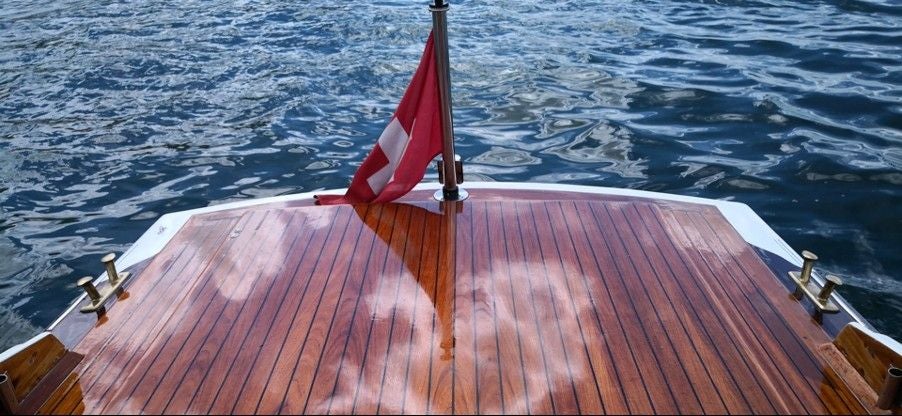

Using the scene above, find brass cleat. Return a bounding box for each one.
[77,253,132,315]
[788,250,840,315]
[817,274,843,305]
[101,253,120,284]
[791,250,818,299]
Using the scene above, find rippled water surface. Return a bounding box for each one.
[1,0,900,349]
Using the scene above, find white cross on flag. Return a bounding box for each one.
[316,32,443,205]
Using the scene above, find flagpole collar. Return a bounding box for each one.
[434,188,468,202]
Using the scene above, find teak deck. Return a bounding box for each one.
[43,192,866,414]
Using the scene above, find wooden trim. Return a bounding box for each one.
[833,324,902,411]
[0,334,67,404]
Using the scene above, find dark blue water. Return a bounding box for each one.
[1,0,900,350]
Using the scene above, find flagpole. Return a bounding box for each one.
[430,0,467,201]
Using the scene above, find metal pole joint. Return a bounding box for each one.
[430,1,467,202]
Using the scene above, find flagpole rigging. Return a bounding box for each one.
[430,0,467,201]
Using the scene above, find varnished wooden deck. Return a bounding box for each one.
[45,193,865,414]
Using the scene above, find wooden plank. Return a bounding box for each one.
[607,202,730,414]
[374,207,430,415]
[576,202,682,414]
[451,203,478,415]
[513,201,582,414]
[834,324,902,395]
[299,205,387,414]
[633,203,777,414]
[657,207,812,414]
[468,202,505,414]
[17,350,82,414]
[98,210,271,414]
[35,371,80,415]
[138,210,294,414]
[483,203,531,414]
[589,202,706,415]
[529,202,606,414]
[496,202,559,414]
[427,205,456,415]
[168,209,318,413]
[397,206,445,415]
[332,205,412,415]
[157,209,310,413]
[221,206,353,415]
[261,206,368,414]
[563,201,656,414]
[48,375,84,415]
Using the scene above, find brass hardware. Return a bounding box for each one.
[101,252,120,285]
[436,154,464,185]
[788,250,840,314]
[76,253,132,315]
[817,274,843,304]
[799,250,817,283]
[792,250,818,299]
[877,366,902,410]
[0,372,18,415]
[77,276,102,304]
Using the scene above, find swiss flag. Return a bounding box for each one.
[316,32,443,205]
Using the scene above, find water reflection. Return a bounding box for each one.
[0,0,900,348]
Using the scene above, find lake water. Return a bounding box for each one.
[1,0,900,350]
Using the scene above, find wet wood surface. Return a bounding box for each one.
[49,194,867,414]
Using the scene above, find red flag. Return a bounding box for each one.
[316,32,443,205]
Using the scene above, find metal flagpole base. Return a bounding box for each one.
[434,188,468,201]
